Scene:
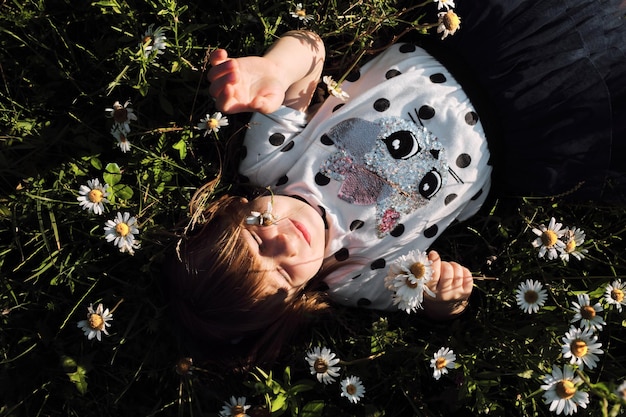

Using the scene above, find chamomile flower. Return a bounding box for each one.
[104,212,140,255]
[290,3,314,23]
[110,125,131,153]
[384,250,435,313]
[561,325,603,370]
[615,380,626,402]
[541,364,589,415]
[515,279,548,314]
[218,396,250,417]
[430,347,457,380]
[175,357,194,376]
[305,346,341,384]
[531,217,566,260]
[77,178,110,215]
[105,100,137,132]
[198,112,229,136]
[77,303,113,341]
[340,376,366,404]
[322,75,350,101]
[436,10,461,40]
[560,227,587,262]
[140,24,167,59]
[434,0,455,10]
[570,293,605,332]
[604,279,626,312]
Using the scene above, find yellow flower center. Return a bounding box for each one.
[313,358,328,373]
[410,262,426,279]
[88,189,104,203]
[346,384,357,395]
[580,305,596,320]
[116,222,130,237]
[565,240,577,253]
[555,380,576,400]
[207,118,219,129]
[175,357,193,375]
[524,290,539,304]
[612,288,624,303]
[570,339,588,357]
[143,35,153,45]
[231,405,245,417]
[296,9,306,17]
[442,11,461,31]
[435,357,447,370]
[88,313,104,330]
[541,230,558,247]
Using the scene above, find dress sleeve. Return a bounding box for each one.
[239,106,309,186]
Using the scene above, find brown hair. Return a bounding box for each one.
[169,188,330,367]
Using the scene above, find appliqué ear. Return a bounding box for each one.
[337,166,387,205]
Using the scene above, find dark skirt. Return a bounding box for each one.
[413,0,626,200]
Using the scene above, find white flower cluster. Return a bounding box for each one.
[531,217,588,262]
[384,250,435,313]
[304,346,365,404]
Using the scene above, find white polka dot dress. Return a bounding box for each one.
[240,44,491,311]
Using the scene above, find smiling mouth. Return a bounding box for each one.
[291,220,311,246]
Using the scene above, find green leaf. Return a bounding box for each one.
[301,400,324,417]
[61,356,88,395]
[103,163,122,186]
[112,183,134,200]
[271,393,287,412]
[90,157,103,170]
[172,139,187,160]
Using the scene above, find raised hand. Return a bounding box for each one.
[208,49,287,114]
[423,250,473,319]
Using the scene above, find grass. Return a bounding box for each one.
[1,0,626,416]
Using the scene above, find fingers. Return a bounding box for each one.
[209,48,229,66]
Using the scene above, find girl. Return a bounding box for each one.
[170,0,626,365]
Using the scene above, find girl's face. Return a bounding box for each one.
[242,195,326,294]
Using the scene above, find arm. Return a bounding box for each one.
[422,251,473,319]
[208,30,325,114]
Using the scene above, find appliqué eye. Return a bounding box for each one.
[382,130,421,160]
[419,169,443,199]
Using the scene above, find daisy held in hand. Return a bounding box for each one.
[532,217,566,260]
[570,293,605,332]
[340,376,366,404]
[384,250,435,313]
[77,178,109,215]
[104,212,140,255]
[515,279,548,314]
[305,346,341,384]
[430,347,456,380]
[541,364,589,416]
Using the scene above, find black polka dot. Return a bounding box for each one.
[351,274,361,280]
[456,153,471,168]
[350,220,365,231]
[444,194,458,205]
[399,44,416,53]
[424,224,438,238]
[385,69,401,79]
[269,133,285,146]
[471,188,483,200]
[332,103,344,112]
[390,224,405,237]
[320,134,334,146]
[345,70,361,82]
[430,73,447,83]
[280,141,295,152]
[357,298,372,307]
[240,146,247,160]
[315,172,330,186]
[465,111,479,126]
[374,98,390,112]
[334,248,349,261]
[371,258,386,270]
[418,105,435,120]
[275,175,288,186]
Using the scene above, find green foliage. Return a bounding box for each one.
[1,1,626,416]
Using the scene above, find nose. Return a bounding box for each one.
[273,232,297,258]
